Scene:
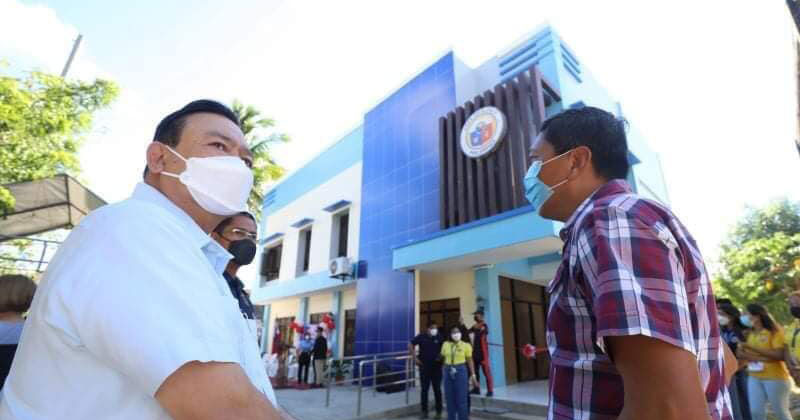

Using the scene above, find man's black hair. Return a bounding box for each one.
[715,298,733,306]
[540,106,630,180]
[213,212,256,235]
[143,99,240,177]
[427,320,438,328]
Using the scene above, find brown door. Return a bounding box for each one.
[420,298,461,332]
[500,277,549,382]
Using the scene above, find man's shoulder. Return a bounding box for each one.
[579,191,677,235]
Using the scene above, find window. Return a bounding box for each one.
[330,211,350,260]
[260,242,282,285]
[274,316,295,349]
[337,212,349,258]
[309,312,326,326]
[297,228,312,275]
[344,309,356,356]
[419,298,460,332]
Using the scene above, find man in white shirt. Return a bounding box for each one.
[0,100,289,420]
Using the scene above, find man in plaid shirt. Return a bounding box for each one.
[523,107,736,420]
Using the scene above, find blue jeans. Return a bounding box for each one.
[747,376,793,420]
[443,364,469,420]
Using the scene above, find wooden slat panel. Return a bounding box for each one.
[530,67,548,134]
[483,90,496,216]
[503,81,527,207]
[454,107,467,225]
[438,117,448,229]
[463,102,477,223]
[516,69,536,159]
[446,112,457,228]
[493,83,512,213]
[482,89,498,216]
[472,95,488,220]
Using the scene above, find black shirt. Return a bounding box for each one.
[223,272,255,320]
[411,333,444,365]
[313,336,328,360]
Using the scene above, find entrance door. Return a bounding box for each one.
[500,277,548,384]
[344,309,356,356]
[420,298,461,332]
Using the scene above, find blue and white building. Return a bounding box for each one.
[250,24,669,388]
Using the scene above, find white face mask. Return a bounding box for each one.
[429,328,438,336]
[451,332,462,341]
[161,145,253,216]
[718,315,730,326]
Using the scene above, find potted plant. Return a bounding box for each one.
[329,360,352,384]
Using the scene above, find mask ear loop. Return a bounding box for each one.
[160,144,188,179]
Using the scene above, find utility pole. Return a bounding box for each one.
[60,34,83,78]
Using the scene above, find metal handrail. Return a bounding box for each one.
[324,353,416,417]
[324,350,412,407]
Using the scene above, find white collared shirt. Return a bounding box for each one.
[0,183,276,419]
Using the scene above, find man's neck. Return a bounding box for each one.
[0,312,24,322]
[225,262,239,278]
[557,177,610,222]
[144,177,223,233]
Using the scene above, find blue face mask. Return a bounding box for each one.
[740,315,753,328]
[523,151,572,214]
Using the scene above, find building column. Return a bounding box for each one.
[330,290,342,357]
[260,303,271,354]
[298,296,309,326]
[474,267,506,388]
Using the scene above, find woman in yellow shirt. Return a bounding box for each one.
[440,326,479,420]
[737,303,792,420]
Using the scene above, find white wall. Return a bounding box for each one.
[261,162,362,283]
[265,298,299,353]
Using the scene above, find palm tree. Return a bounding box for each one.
[231,100,289,220]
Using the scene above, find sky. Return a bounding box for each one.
[1,0,799,273]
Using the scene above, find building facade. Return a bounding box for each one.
[250,25,669,388]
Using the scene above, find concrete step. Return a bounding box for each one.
[470,394,548,417]
[471,410,546,420]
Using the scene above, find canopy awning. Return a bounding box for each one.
[1,174,106,241]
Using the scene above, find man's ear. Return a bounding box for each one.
[569,146,593,178]
[146,142,167,174]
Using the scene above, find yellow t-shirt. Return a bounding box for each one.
[441,341,472,365]
[746,328,790,380]
[786,321,800,362]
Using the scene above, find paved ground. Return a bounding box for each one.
[276,384,421,420]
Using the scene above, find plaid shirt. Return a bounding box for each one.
[546,180,731,420]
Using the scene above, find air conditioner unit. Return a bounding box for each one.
[329,256,352,279]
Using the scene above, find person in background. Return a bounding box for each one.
[440,326,479,420]
[784,292,800,386]
[296,332,313,385]
[312,326,328,387]
[0,274,36,391]
[468,310,493,397]
[718,303,752,420]
[410,321,444,419]
[737,304,793,420]
[210,212,258,323]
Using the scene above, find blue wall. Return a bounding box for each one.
[355,53,457,357]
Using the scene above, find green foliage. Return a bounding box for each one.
[714,199,800,323]
[230,100,288,220]
[0,64,119,213]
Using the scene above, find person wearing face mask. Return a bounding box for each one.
[211,212,258,321]
[296,333,313,386]
[0,100,290,420]
[717,303,752,420]
[526,106,735,420]
[468,310,493,397]
[410,321,445,419]
[737,304,792,420]
[785,292,800,386]
[440,326,479,420]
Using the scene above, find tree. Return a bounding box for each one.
[230,100,288,220]
[714,199,800,323]
[0,63,119,213]
[0,62,118,274]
